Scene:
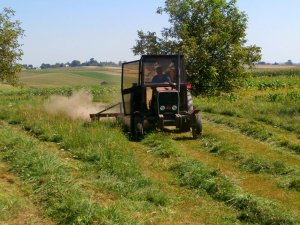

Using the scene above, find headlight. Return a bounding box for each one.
[160,105,165,111]
[172,105,178,111]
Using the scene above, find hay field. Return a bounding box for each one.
[0,67,299,224]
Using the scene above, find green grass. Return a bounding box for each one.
[1,103,168,203]
[72,71,120,82]
[199,133,296,176]
[251,68,300,77]
[195,72,300,137]
[19,67,121,87]
[141,130,299,224]
[0,124,110,224]
[0,86,170,223]
[142,132,182,158]
[203,113,300,154]
[1,67,300,224]
[0,186,23,221]
[171,159,297,225]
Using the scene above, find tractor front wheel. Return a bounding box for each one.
[192,114,202,139]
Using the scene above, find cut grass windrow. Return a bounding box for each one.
[203,112,300,155]
[7,112,168,207]
[198,132,300,193]
[171,159,297,225]
[141,132,299,225]
[0,108,171,223]
[0,123,132,224]
[200,133,297,176]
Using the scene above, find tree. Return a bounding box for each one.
[40,63,51,69]
[70,60,81,67]
[88,58,98,66]
[0,8,24,85]
[132,0,261,95]
[285,59,293,65]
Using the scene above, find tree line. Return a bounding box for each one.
[22,58,124,70]
[257,60,300,66]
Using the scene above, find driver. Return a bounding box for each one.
[151,66,172,83]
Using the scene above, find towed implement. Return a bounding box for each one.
[90,54,202,139]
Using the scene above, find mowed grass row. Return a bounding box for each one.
[203,112,300,155]
[0,88,174,224]
[172,114,300,213]
[193,74,300,159]
[126,138,246,225]
[0,122,128,225]
[193,121,300,192]
[195,73,300,136]
[196,91,300,136]
[141,132,299,225]
[0,86,251,224]
[0,120,169,224]
[0,86,246,224]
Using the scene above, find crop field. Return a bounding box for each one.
[0,67,300,224]
[19,67,121,87]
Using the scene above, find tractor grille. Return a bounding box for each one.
[158,91,179,115]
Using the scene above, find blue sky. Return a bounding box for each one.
[1,0,300,66]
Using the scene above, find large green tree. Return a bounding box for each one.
[132,0,261,95]
[0,8,24,85]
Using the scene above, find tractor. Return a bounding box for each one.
[90,54,202,139]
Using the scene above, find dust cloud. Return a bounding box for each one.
[44,90,104,120]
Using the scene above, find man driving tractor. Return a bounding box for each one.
[151,66,172,83]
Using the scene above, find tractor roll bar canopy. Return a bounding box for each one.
[141,55,185,87]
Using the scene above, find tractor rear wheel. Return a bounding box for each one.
[133,116,144,140]
[192,114,202,139]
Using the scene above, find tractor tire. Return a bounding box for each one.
[133,116,144,141]
[187,91,194,113]
[192,114,202,139]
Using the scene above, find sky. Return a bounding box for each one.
[1,0,300,66]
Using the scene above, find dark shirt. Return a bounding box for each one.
[152,74,172,83]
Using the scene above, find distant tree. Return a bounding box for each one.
[98,61,118,67]
[0,8,24,85]
[285,59,293,65]
[53,63,63,68]
[40,63,51,69]
[70,60,81,67]
[258,61,266,65]
[89,58,98,66]
[38,59,119,69]
[132,0,261,95]
[81,61,88,66]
